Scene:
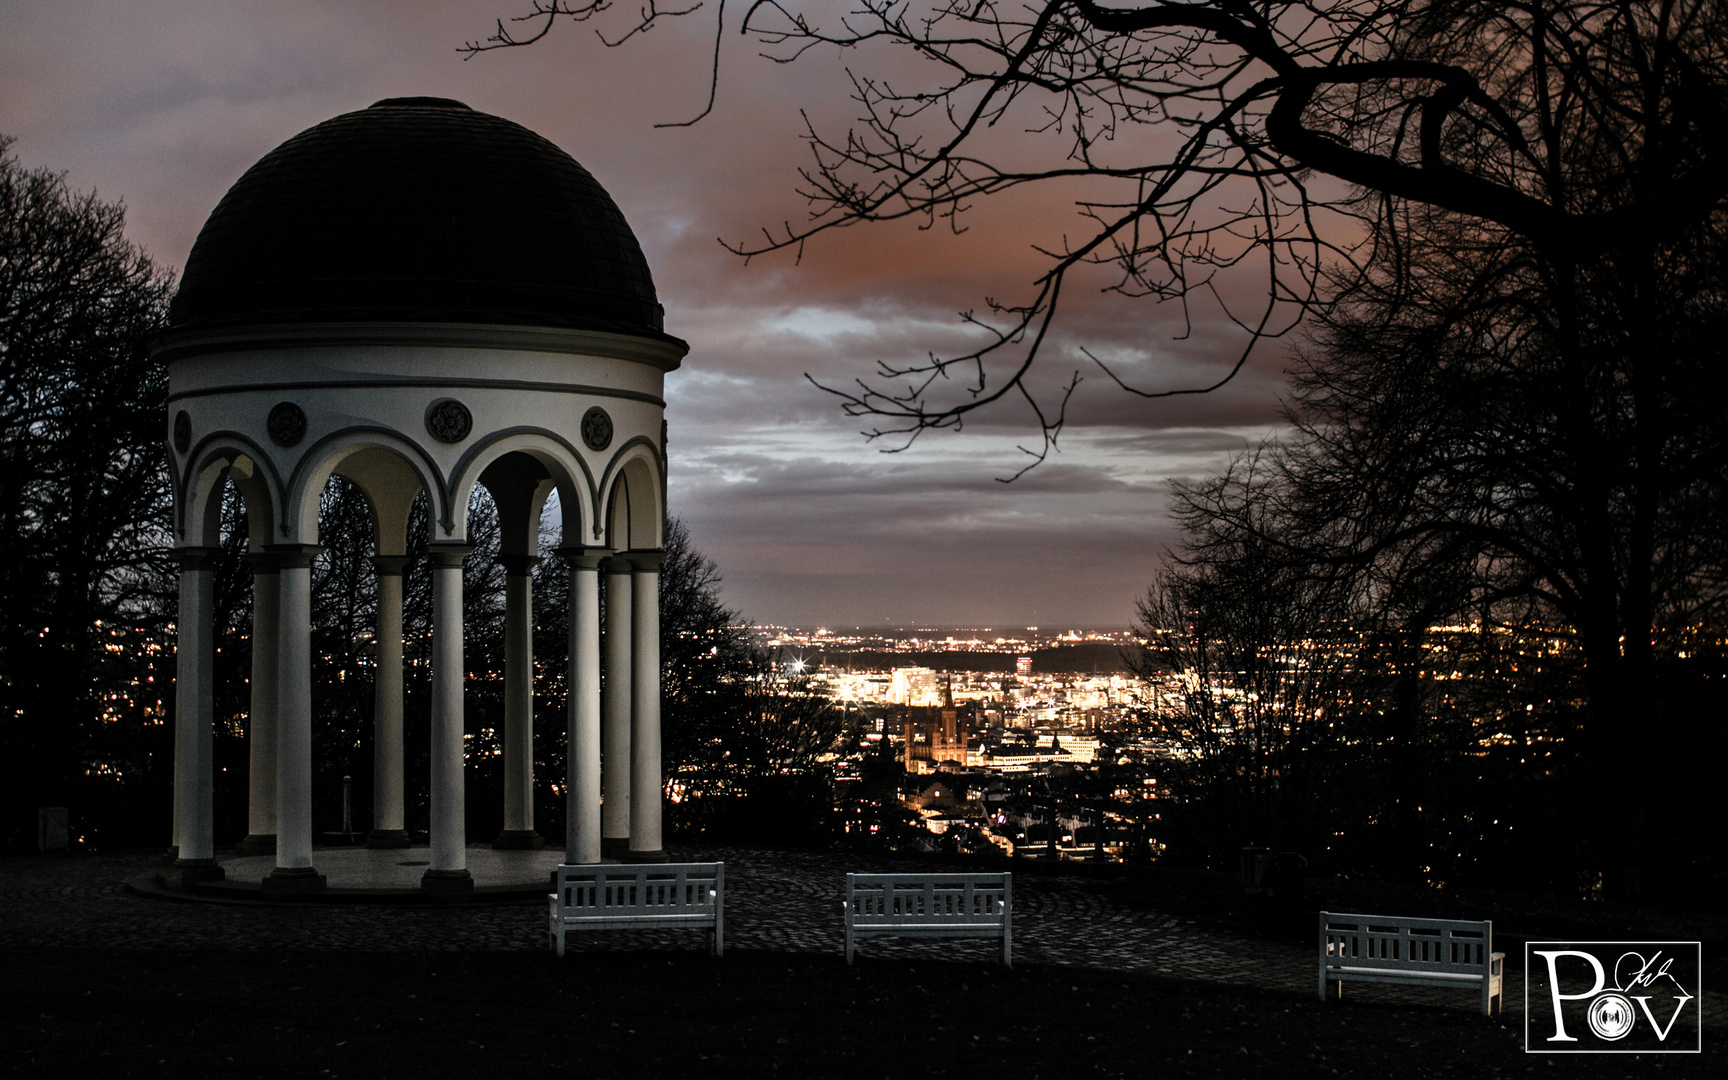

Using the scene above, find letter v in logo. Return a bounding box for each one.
[1632,995,1694,1042]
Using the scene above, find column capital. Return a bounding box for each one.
[264,543,322,570]
[626,549,666,573]
[173,546,220,571]
[497,554,542,576]
[242,551,281,575]
[556,545,610,571]
[426,544,472,569]
[370,554,411,577]
[600,554,635,575]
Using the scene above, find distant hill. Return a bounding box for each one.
[798,642,1140,675]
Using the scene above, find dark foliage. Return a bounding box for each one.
[657,517,847,846]
[1278,191,1728,898]
[1138,183,1728,896]
[0,136,175,850]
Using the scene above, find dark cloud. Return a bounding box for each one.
[0,0,1295,625]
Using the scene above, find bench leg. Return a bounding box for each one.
[845,920,854,965]
[1002,924,1012,970]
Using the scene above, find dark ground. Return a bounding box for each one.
[7,949,1716,1078]
[3,848,1722,1078]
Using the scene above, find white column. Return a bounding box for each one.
[424,545,473,894]
[367,556,409,848]
[495,554,541,848]
[264,544,324,895]
[562,548,604,863]
[627,550,666,862]
[172,547,222,880]
[601,555,633,857]
[240,553,279,855]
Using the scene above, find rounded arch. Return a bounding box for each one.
[178,436,283,549]
[599,437,664,551]
[449,428,598,550]
[330,447,429,558]
[283,428,446,547]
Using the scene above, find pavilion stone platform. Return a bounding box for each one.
[144,846,568,903]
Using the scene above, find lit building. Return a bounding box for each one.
[902,679,969,774]
[891,666,939,706]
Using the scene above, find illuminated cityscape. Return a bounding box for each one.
[714,619,1725,871]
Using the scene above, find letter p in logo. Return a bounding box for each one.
[1533,951,1605,1042]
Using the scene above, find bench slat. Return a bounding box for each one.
[845,872,1012,968]
[549,862,724,958]
[1318,911,1503,1016]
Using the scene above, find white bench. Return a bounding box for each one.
[548,862,724,957]
[843,872,1012,968]
[1318,911,1503,1016]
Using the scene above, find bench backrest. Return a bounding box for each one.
[1320,911,1493,973]
[552,862,724,917]
[846,872,1010,925]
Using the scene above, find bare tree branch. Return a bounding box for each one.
[467,2,1728,470]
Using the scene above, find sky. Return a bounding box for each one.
[0,0,1301,628]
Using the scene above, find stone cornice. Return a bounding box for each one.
[151,320,688,372]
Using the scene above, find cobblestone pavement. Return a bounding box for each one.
[3,846,1721,1033]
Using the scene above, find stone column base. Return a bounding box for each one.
[170,859,226,885]
[261,866,327,896]
[365,829,412,849]
[623,848,669,864]
[601,837,630,858]
[235,833,277,856]
[491,830,545,850]
[421,868,474,896]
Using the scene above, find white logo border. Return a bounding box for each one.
[1524,940,1702,1054]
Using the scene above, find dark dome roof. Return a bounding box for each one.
[169,98,673,340]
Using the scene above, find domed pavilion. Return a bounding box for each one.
[153,98,686,895]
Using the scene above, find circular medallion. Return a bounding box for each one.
[1587,993,1635,1041]
[425,398,473,444]
[581,406,613,452]
[267,402,307,447]
[172,410,191,454]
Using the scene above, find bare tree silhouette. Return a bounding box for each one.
[0,136,174,849]
[467,1,1728,473]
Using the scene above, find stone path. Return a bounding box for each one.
[3,846,1721,1034]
